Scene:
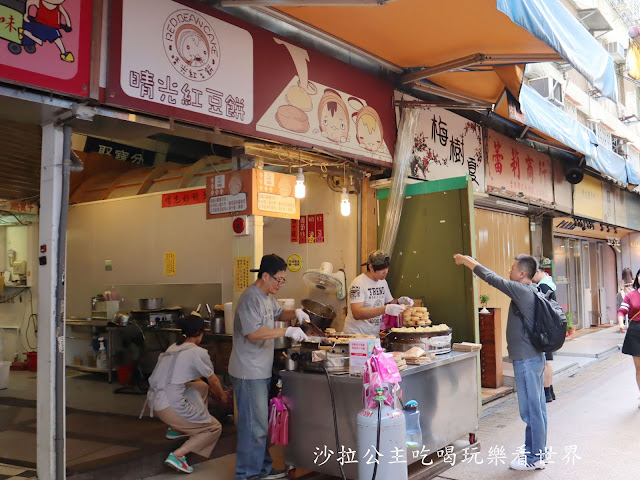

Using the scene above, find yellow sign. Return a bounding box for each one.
[234,257,252,291]
[164,252,177,276]
[287,254,303,272]
[574,175,603,220]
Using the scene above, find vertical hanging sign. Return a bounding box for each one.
[315,214,325,243]
[290,219,299,242]
[299,215,307,244]
[307,214,316,243]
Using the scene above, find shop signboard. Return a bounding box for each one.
[573,175,603,220]
[614,187,628,228]
[107,0,395,166]
[205,168,300,220]
[602,183,616,225]
[486,131,553,204]
[410,107,484,192]
[162,188,206,208]
[625,191,640,231]
[553,159,572,213]
[0,0,92,97]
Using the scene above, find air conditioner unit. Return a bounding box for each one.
[529,76,564,106]
[604,41,626,62]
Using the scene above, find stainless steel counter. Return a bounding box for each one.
[280,350,480,479]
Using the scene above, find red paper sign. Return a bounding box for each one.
[299,215,307,244]
[290,219,299,242]
[315,214,325,243]
[162,188,207,208]
[307,214,316,243]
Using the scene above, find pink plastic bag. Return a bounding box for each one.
[268,393,289,445]
[362,345,403,409]
[380,314,398,330]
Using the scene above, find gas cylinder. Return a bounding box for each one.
[357,402,408,480]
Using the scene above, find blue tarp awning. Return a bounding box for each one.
[498,0,619,103]
[518,85,633,186]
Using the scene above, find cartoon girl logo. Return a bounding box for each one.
[317,89,349,144]
[349,98,384,153]
[163,9,220,81]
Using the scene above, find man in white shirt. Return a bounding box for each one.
[343,250,413,336]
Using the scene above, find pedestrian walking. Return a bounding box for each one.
[454,253,547,470]
[533,266,557,403]
[617,268,640,409]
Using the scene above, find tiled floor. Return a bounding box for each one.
[0,463,37,480]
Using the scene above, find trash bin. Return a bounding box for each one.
[25,351,37,372]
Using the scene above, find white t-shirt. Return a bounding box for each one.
[343,273,394,336]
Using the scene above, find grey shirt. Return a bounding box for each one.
[474,264,540,361]
[228,285,283,380]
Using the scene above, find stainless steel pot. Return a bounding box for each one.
[212,316,225,334]
[273,320,291,349]
[139,298,164,310]
[301,298,336,331]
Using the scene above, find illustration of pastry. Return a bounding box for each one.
[276,105,310,133]
[286,84,313,112]
[228,174,243,195]
[318,89,349,144]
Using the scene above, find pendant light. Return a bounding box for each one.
[340,165,350,216]
[294,152,305,199]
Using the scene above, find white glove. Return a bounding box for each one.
[398,296,414,307]
[285,326,309,342]
[295,308,310,324]
[385,304,406,316]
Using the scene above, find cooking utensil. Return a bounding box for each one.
[139,298,164,310]
[299,319,328,339]
[301,298,336,331]
[112,312,130,326]
[212,316,225,334]
[273,320,292,349]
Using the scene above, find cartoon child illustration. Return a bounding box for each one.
[352,104,384,153]
[175,25,209,68]
[317,89,349,144]
[19,0,73,62]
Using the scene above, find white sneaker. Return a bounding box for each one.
[509,459,545,471]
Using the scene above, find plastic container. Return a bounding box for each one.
[117,365,134,385]
[404,400,423,451]
[25,351,37,372]
[0,361,10,389]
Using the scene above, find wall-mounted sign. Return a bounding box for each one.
[410,107,484,191]
[234,257,251,291]
[287,254,302,272]
[0,0,93,97]
[573,175,603,220]
[164,252,177,276]
[206,169,300,219]
[107,0,395,166]
[84,137,155,166]
[553,159,572,213]
[299,215,307,244]
[290,219,299,242]
[162,188,207,208]
[486,131,553,204]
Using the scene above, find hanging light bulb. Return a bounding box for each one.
[294,167,306,199]
[340,187,351,216]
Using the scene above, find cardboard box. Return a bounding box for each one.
[349,338,376,377]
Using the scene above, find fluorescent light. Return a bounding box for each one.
[294,167,306,199]
[340,188,351,216]
[495,200,529,211]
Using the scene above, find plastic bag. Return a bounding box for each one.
[268,393,289,445]
[362,344,403,408]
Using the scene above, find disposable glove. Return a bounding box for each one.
[285,326,309,342]
[385,304,406,316]
[295,308,310,324]
[398,296,414,307]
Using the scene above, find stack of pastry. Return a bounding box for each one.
[400,347,435,365]
[401,306,431,327]
[390,352,407,371]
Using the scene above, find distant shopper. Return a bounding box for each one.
[533,267,557,403]
[454,253,547,471]
[617,268,640,409]
[618,268,634,326]
[143,314,227,474]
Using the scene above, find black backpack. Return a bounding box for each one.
[516,288,567,353]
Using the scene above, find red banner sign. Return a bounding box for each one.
[315,214,325,243]
[0,0,93,97]
[307,214,316,243]
[290,219,299,243]
[162,188,207,208]
[299,215,307,244]
[107,0,395,166]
